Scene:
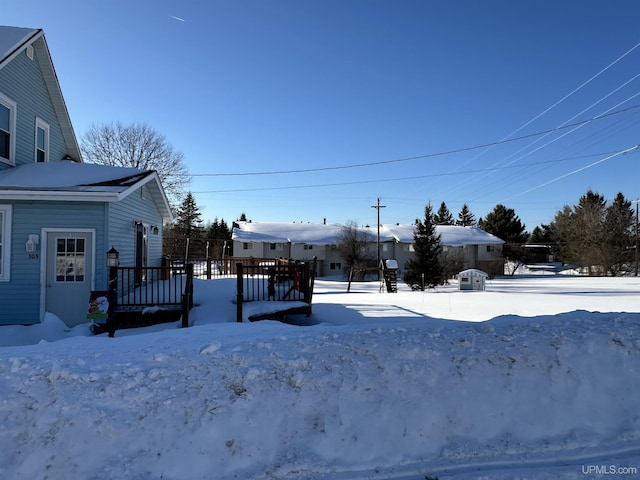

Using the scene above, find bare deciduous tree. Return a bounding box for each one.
[336,221,374,291]
[80,122,190,207]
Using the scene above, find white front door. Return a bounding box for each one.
[45,231,94,326]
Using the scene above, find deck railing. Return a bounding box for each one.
[110,264,194,327]
[235,259,317,322]
[163,256,292,279]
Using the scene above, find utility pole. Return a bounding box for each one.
[371,197,386,279]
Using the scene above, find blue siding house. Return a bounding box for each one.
[0,26,172,327]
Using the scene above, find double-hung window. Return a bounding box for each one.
[35,118,49,162]
[0,94,16,164]
[0,205,12,281]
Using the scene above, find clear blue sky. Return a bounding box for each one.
[5,0,640,231]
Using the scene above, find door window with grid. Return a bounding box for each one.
[56,237,85,282]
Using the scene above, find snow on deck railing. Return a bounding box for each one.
[235,259,317,323]
[113,265,193,309]
[163,256,284,278]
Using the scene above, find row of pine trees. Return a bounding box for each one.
[405,190,638,289]
[163,192,236,260]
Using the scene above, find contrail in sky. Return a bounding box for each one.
[169,15,185,22]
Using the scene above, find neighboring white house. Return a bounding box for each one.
[231,221,345,276]
[370,223,505,276]
[232,221,505,277]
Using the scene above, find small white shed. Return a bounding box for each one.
[457,269,488,291]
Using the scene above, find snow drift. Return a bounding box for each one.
[0,276,639,479]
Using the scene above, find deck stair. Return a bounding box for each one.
[384,269,398,293]
[379,259,399,293]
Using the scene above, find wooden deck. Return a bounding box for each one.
[91,264,194,335]
[235,259,317,322]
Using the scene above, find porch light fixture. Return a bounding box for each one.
[106,246,119,267]
[25,234,39,253]
[61,154,74,161]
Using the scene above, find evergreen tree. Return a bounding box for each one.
[528,225,553,244]
[173,191,205,257]
[206,218,232,258]
[548,190,634,276]
[234,212,249,230]
[603,192,634,275]
[479,204,528,275]
[404,202,443,290]
[548,205,574,264]
[435,201,455,225]
[572,190,607,274]
[456,203,476,226]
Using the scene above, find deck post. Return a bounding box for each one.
[186,263,194,309]
[181,293,190,328]
[236,263,244,323]
[302,262,311,304]
[107,266,118,338]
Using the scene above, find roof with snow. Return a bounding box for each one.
[232,221,345,245]
[375,224,505,246]
[0,26,35,62]
[0,162,173,222]
[0,25,82,162]
[457,269,489,277]
[232,221,505,245]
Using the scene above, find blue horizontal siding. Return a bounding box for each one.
[108,185,164,268]
[0,37,67,169]
[0,201,106,325]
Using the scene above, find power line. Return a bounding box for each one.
[489,41,640,144]
[462,76,640,184]
[499,145,640,202]
[460,90,640,195]
[378,39,640,185]
[190,103,640,178]
[192,151,621,194]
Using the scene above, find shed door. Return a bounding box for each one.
[46,232,93,326]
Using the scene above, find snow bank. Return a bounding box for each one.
[0,310,638,479]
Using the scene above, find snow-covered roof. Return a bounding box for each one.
[0,26,37,63]
[373,224,505,246]
[0,162,173,222]
[457,269,489,277]
[232,221,345,245]
[232,221,505,246]
[0,26,82,162]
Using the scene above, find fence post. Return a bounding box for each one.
[181,293,189,328]
[186,263,194,309]
[107,266,118,338]
[236,263,244,323]
[302,262,311,304]
[206,257,212,279]
[161,256,169,280]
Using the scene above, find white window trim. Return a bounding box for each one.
[35,117,50,163]
[0,205,13,281]
[0,93,17,165]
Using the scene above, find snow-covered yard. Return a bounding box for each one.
[1,275,639,479]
